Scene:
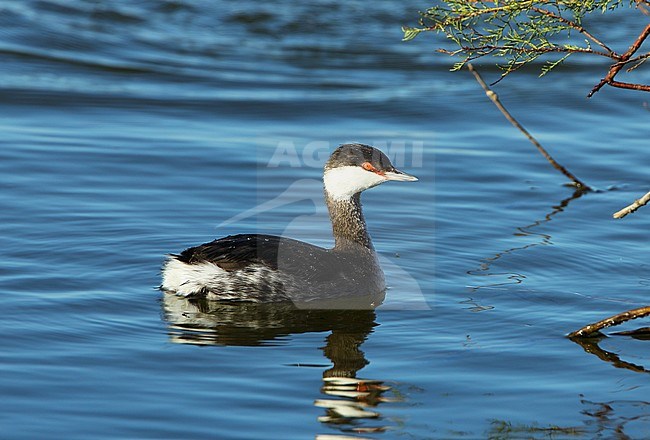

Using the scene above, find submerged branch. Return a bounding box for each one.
[613,190,650,218]
[467,63,591,190]
[568,306,650,338]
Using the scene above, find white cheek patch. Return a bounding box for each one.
[323,166,387,201]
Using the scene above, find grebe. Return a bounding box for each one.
[161,143,417,305]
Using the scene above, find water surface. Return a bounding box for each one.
[2,1,650,438]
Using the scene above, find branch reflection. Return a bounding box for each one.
[581,399,650,437]
[467,188,585,293]
[570,335,650,374]
[161,293,401,437]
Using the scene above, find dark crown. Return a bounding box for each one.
[325,143,396,172]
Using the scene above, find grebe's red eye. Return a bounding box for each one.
[361,162,375,172]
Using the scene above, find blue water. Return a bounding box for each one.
[2,1,650,438]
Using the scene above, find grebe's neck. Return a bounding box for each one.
[325,191,373,250]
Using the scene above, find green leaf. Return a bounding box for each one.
[540,53,572,76]
[451,60,466,71]
[402,26,424,41]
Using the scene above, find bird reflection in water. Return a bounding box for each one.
[161,292,401,437]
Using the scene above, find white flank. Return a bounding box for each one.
[161,258,225,297]
[323,166,387,201]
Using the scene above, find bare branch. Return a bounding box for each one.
[620,51,650,68]
[622,52,650,73]
[588,23,650,97]
[568,306,650,338]
[467,63,590,190]
[613,190,650,219]
[608,80,650,92]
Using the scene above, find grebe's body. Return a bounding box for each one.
[161,143,417,305]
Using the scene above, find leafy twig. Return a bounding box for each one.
[405,1,650,95]
[529,6,614,56]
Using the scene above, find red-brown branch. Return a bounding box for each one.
[608,80,650,92]
[588,23,650,97]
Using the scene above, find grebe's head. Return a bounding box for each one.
[323,143,418,201]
